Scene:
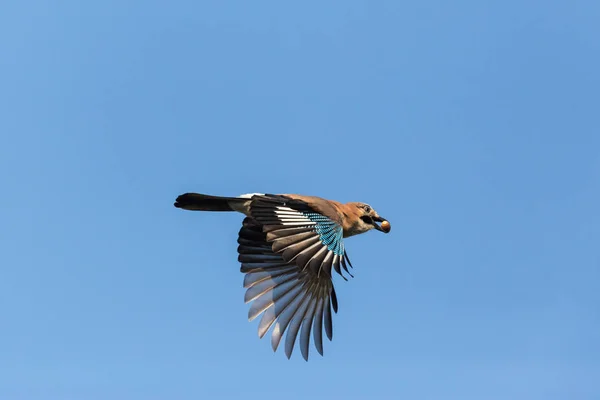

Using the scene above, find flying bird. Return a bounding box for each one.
[174,192,391,360]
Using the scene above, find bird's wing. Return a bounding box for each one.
[237,194,354,360]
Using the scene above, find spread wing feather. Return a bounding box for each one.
[237,194,354,360]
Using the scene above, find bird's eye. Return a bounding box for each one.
[363,205,371,213]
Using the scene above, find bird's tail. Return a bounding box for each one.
[174,193,248,212]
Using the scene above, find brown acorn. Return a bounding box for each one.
[381,220,391,233]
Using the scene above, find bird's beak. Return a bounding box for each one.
[372,215,391,233]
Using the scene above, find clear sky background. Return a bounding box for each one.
[1,1,599,399]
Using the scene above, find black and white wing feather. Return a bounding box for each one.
[237,195,353,360]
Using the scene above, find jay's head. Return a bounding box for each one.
[343,202,391,236]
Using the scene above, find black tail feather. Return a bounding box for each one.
[174,193,243,212]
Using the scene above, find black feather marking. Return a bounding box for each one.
[331,285,338,313]
[282,238,321,264]
[239,227,267,242]
[266,226,313,240]
[297,239,332,268]
[316,252,333,278]
[271,231,318,253]
[340,256,354,278]
[332,254,345,280]
[344,251,354,269]
[237,244,273,254]
[299,296,317,361]
[313,297,324,356]
[324,293,333,341]
[284,289,314,359]
[237,237,264,247]
[238,253,282,263]
[254,219,287,226]
[305,246,328,274]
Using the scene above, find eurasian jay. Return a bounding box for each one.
[174,192,391,360]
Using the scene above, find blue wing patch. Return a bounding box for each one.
[303,212,344,256]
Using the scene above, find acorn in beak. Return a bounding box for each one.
[371,215,391,233]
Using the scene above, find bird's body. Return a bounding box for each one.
[175,192,390,360]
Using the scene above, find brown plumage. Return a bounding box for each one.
[174,192,390,360]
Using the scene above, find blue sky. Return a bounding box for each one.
[1,1,599,399]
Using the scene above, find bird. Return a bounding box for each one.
[174,192,391,360]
